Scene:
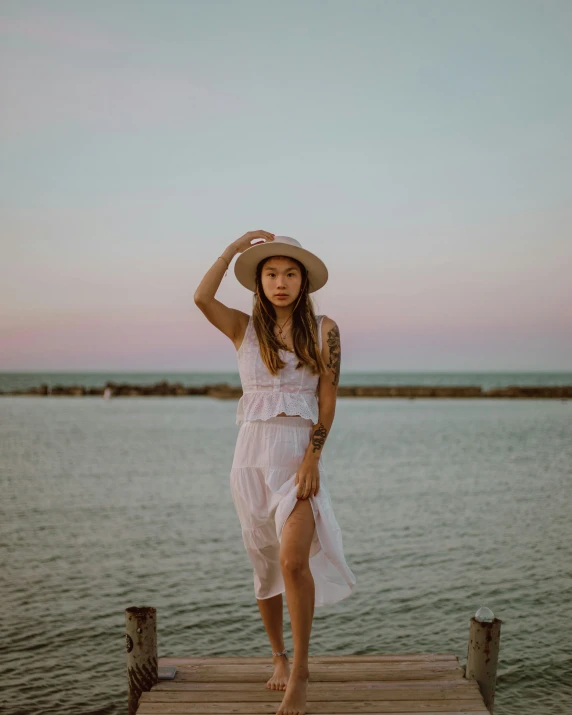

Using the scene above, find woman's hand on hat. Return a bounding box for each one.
[232,230,275,254]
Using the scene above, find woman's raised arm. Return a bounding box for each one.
[193,230,275,346]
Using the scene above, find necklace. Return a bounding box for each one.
[275,317,293,350]
[276,316,292,337]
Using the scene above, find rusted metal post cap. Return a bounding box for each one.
[475,606,494,623]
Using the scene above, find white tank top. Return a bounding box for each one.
[235,314,325,425]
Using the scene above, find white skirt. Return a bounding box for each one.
[230,414,356,606]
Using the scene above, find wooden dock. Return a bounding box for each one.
[135,653,490,714]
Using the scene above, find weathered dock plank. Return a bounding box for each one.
[147,680,481,700]
[158,656,459,665]
[138,707,488,714]
[161,666,465,684]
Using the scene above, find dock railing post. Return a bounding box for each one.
[465,606,502,714]
[125,606,158,715]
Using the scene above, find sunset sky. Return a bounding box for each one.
[2,1,571,371]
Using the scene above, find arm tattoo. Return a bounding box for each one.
[311,422,328,453]
[326,323,341,387]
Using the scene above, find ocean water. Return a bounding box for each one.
[1,396,571,715]
[1,370,572,392]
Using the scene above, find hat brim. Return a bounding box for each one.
[234,242,328,293]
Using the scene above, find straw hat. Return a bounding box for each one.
[234,235,328,293]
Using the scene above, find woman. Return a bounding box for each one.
[194,230,356,715]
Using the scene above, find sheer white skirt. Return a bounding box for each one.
[230,414,356,606]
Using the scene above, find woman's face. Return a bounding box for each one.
[260,256,303,309]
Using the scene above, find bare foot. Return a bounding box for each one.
[266,654,290,691]
[276,666,309,714]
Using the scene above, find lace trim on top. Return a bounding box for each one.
[236,314,325,425]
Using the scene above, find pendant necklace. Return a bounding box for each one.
[276,317,292,350]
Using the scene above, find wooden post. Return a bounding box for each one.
[125,606,157,715]
[465,610,502,713]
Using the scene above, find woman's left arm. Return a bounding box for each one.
[296,317,341,498]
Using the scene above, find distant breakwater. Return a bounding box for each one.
[1,381,571,399]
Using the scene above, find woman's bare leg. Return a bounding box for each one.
[277,498,315,715]
[257,594,290,690]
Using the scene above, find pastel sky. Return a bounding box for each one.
[1,0,571,371]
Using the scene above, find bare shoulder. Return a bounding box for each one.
[232,311,251,351]
[320,315,340,344]
[195,297,250,350]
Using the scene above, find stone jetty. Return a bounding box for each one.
[1,380,571,399]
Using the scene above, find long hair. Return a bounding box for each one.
[252,255,329,377]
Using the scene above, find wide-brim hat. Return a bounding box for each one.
[234,235,328,293]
